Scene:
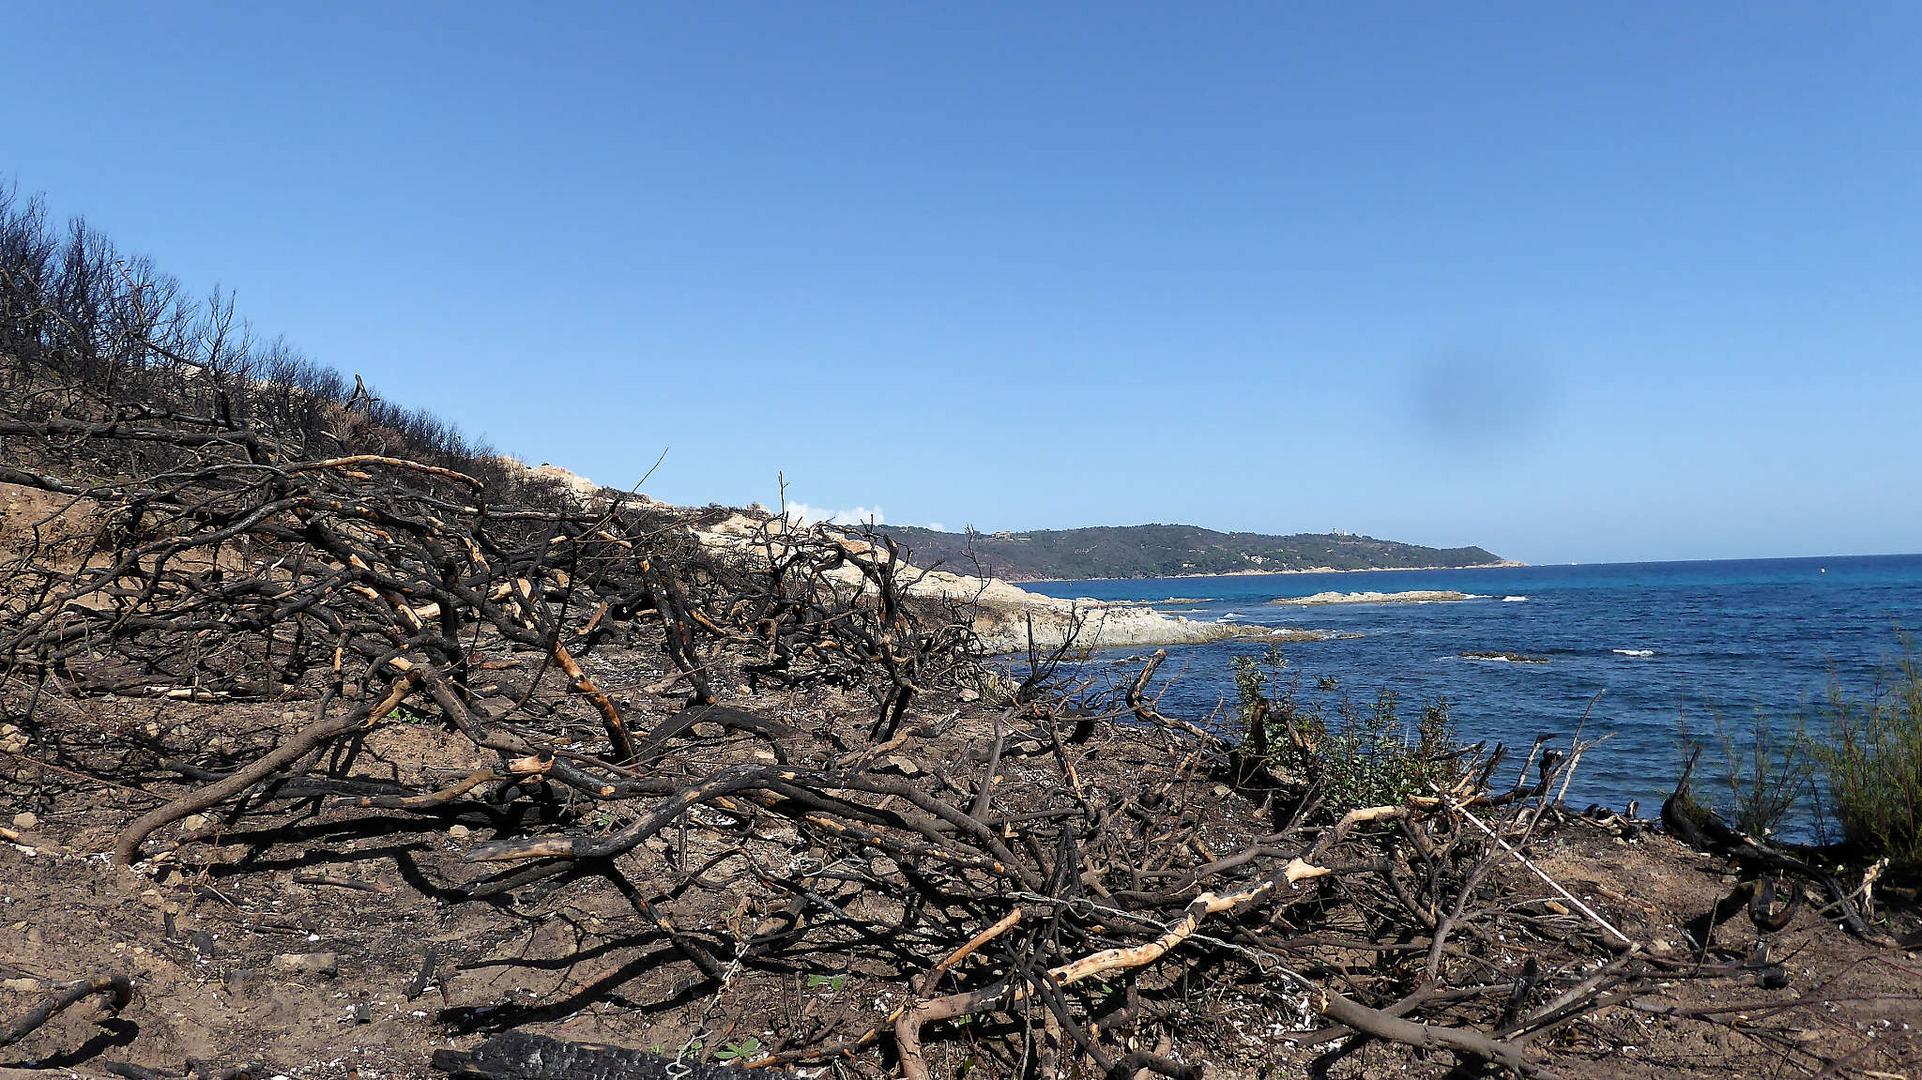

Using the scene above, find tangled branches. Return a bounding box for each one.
[2,371,1917,1078]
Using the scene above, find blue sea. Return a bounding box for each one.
[1022,555,1922,831]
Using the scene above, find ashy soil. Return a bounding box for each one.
[2,668,1919,1079]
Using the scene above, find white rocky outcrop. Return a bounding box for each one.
[1271,590,1477,605]
[690,509,1313,653]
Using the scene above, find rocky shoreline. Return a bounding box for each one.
[966,589,1324,653]
[685,506,1318,653]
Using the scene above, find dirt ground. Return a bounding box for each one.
[2,661,1919,1080]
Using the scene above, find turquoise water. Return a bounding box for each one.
[1023,555,1922,829]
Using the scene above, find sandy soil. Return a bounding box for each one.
[2,672,1919,1079]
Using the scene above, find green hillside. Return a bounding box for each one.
[869,523,1508,581]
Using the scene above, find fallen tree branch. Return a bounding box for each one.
[0,974,134,1049]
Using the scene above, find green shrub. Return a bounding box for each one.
[1680,707,1812,838]
[1804,648,1922,872]
[1233,646,1459,816]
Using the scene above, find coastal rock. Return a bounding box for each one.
[1271,590,1476,606]
[1459,650,1549,664]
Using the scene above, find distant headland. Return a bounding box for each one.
[866,522,1518,582]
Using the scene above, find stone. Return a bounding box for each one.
[448,824,471,840]
[272,952,338,977]
[10,812,36,830]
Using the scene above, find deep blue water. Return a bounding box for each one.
[1023,555,1922,829]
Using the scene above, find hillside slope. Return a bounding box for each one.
[872,523,1509,581]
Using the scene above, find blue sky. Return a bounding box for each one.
[5,4,1920,564]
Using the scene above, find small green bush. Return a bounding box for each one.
[1234,646,1459,816]
[1805,648,1922,872]
[1680,707,1812,838]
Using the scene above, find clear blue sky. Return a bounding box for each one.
[6,4,1920,564]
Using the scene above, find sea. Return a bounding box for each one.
[1021,554,1922,834]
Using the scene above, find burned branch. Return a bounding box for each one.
[0,324,1915,1077]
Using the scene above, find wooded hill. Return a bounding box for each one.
[871,522,1507,581]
